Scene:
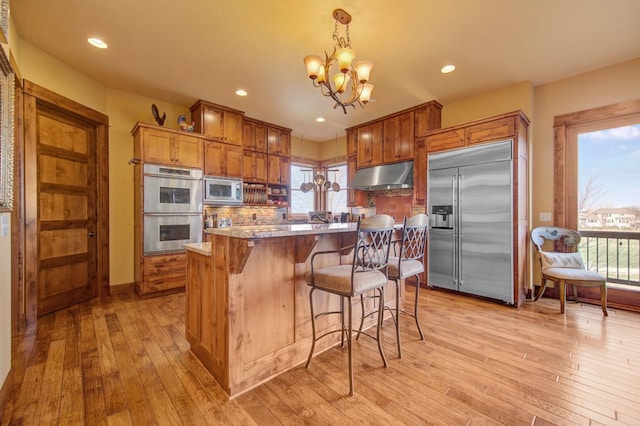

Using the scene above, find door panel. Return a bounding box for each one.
[458,161,513,303]
[36,106,98,315]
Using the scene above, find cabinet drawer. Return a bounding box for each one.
[466,116,515,145]
[143,276,185,293]
[143,253,187,276]
[426,129,464,152]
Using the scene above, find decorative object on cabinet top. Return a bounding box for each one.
[303,9,374,114]
[151,104,166,126]
[178,114,195,132]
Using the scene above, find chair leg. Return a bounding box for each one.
[600,283,608,316]
[340,297,345,348]
[394,279,402,358]
[534,279,548,301]
[347,296,354,396]
[413,275,425,341]
[376,288,388,369]
[559,280,566,314]
[571,284,579,303]
[356,293,366,340]
[305,287,317,369]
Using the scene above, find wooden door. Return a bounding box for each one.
[35,106,98,315]
[204,141,225,176]
[222,110,243,146]
[142,128,173,164]
[173,133,203,168]
[23,81,109,322]
[225,145,243,178]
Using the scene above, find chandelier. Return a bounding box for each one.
[303,9,374,114]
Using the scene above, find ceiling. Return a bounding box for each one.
[11,0,640,142]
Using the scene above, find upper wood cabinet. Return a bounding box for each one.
[347,156,367,207]
[356,122,384,168]
[267,155,291,186]
[346,129,357,158]
[383,111,415,163]
[190,100,244,146]
[424,111,527,153]
[242,150,268,183]
[242,119,268,153]
[347,101,442,170]
[204,141,243,178]
[267,126,292,157]
[413,138,427,206]
[133,123,203,169]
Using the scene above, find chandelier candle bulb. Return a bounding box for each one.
[359,83,374,104]
[332,73,350,93]
[304,55,323,80]
[336,48,355,73]
[355,61,373,83]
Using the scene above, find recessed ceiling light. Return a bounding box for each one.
[88,38,108,49]
[316,117,325,122]
[235,89,248,96]
[441,64,456,74]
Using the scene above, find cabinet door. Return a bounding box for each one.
[278,130,291,157]
[267,127,280,155]
[346,130,357,158]
[242,150,256,181]
[347,156,367,207]
[254,152,268,183]
[142,129,173,165]
[173,134,203,168]
[279,157,291,186]
[426,129,465,152]
[383,112,415,163]
[465,116,515,145]
[201,106,224,140]
[223,110,244,146]
[413,138,426,206]
[225,145,243,178]
[204,141,225,176]
[242,121,255,150]
[267,155,282,184]
[357,122,384,168]
[254,123,268,153]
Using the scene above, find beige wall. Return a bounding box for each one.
[0,214,10,388]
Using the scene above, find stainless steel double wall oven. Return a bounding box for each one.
[143,164,203,254]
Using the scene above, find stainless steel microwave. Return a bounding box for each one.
[203,176,243,205]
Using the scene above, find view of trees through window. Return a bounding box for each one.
[578,124,640,231]
[290,164,315,215]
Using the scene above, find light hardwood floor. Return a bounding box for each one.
[3,286,640,425]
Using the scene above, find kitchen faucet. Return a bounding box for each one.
[309,213,331,224]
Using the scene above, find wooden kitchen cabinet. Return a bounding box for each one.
[346,129,357,157]
[413,138,427,206]
[383,111,415,163]
[136,252,187,297]
[133,123,203,169]
[347,156,367,207]
[356,121,384,168]
[242,119,268,152]
[268,155,291,186]
[204,141,243,178]
[425,128,465,152]
[190,100,244,146]
[465,115,516,145]
[267,126,291,157]
[242,150,268,183]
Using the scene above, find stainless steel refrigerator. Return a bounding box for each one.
[427,140,514,304]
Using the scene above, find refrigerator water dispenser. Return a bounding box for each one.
[431,205,453,229]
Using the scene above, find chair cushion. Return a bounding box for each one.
[305,265,388,296]
[543,267,605,282]
[539,251,585,271]
[387,257,424,280]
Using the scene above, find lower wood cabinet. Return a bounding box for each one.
[136,252,187,297]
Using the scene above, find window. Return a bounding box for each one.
[290,163,315,215]
[326,164,348,215]
[578,124,640,231]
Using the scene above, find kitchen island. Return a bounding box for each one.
[184,223,401,398]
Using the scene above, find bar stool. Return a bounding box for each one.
[305,214,395,396]
[357,214,428,358]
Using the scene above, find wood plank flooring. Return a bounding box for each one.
[3,286,640,425]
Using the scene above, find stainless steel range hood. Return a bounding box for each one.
[350,161,413,190]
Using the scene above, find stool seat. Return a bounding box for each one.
[305,266,388,295]
[387,257,424,279]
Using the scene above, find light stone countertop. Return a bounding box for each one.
[183,242,212,255]
[203,222,359,239]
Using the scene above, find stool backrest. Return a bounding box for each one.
[353,215,395,275]
[399,214,429,261]
[530,226,581,253]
